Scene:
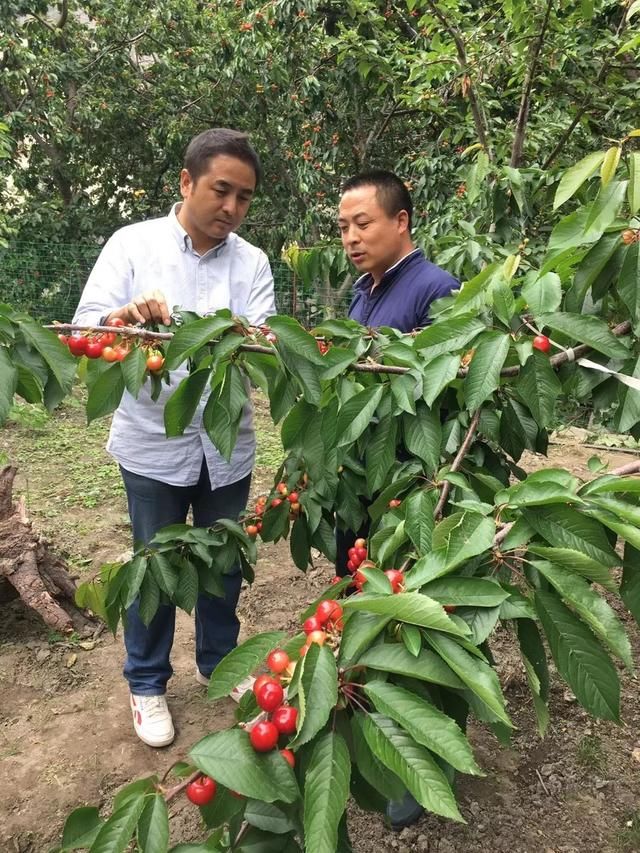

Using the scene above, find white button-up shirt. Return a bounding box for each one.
[73,204,276,488]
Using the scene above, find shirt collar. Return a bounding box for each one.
[169,202,228,257]
[354,247,422,292]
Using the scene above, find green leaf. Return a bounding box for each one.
[0,347,17,423]
[621,543,640,628]
[553,151,606,209]
[421,577,508,607]
[208,632,286,700]
[533,561,632,668]
[336,385,385,447]
[491,276,515,326]
[401,624,422,656]
[337,612,391,664]
[121,346,148,398]
[583,180,628,237]
[463,332,511,411]
[190,728,298,803]
[517,620,550,736]
[365,415,397,493]
[497,479,579,508]
[86,363,125,422]
[165,314,235,369]
[535,590,620,721]
[527,545,616,592]
[422,353,461,407]
[618,242,640,328]
[404,489,435,555]
[175,559,199,613]
[18,318,77,394]
[361,713,464,822]
[351,714,406,802]
[523,505,619,567]
[515,351,562,428]
[617,355,640,432]
[291,643,338,748]
[426,633,511,728]
[456,605,501,645]
[538,312,629,359]
[61,806,103,850]
[600,145,621,186]
[414,313,485,357]
[343,592,470,637]
[405,512,496,588]
[290,515,311,571]
[402,403,441,471]
[359,565,393,594]
[268,315,327,365]
[137,794,169,853]
[521,272,562,316]
[356,644,465,690]
[363,681,483,776]
[628,151,640,215]
[164,369,210,436]
[244,799,295,834]
[303,733,351,853]
[90,794,146,853]
[390,373,417,414]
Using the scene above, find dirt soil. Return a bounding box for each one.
[1,398,639,853]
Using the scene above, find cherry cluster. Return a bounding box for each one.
[301,598,343,653]
[247,649,297,766]
[245,479,305,538]
[58,318,165,371]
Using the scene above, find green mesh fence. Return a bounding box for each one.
[0,242,352,328]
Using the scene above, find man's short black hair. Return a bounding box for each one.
[184,128,262,187]
[341,170,413,229]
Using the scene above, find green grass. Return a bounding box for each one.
[575,734,606,771]
[615,811,640,852]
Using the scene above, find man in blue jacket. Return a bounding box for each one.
[337,170,458,829]
[338,170,457,330]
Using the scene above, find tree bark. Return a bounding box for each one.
[0,465,97,635]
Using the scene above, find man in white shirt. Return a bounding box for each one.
[74,129,276,747]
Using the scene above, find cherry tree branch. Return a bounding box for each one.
[434,409,482,519]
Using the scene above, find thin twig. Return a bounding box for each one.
[434,409,482,519]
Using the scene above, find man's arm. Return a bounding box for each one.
[244,252,277,327]
[73,232,170,327]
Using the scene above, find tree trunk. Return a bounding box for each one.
[0,465,98,635]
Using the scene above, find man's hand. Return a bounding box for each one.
[105,289,171,326]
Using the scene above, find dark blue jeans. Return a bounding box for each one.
[120,461,251,695]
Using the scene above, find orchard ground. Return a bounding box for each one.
[1,393,640,853]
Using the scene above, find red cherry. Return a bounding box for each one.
[443,604,457,613]
[532,335,551,354]
[354,538,367,549]
[271,498,283,508]
[246,524,258,537]
[287,491,299,503]
[255,680,284,712]
[280,748,295,768]
[385,569,404,593]
[108,317,125,327]
[388,498,402,509]
[57,333,68,345]
[102,346,119,362]
[346,560,356,572]
[85,339,104,359]
[272,705,298,735]
[348,547,358,560]
[330,576,341,585]
[186,775,217,806]
[67,335,88,356]
[316,599,341,625]
[253,674,279,696]
[249,721,279,752]
[303,615,322,634]
[355,547,367,562]
[266,649,290,674]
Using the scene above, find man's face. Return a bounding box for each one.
[338,185,409,281]
[179,154,256,249]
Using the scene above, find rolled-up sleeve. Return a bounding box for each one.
[73,233,133,325]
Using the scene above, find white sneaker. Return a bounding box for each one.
[197,669,256,702]
[130,694,175,747]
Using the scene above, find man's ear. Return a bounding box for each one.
[398,209,410,233]
[179,168,194,198]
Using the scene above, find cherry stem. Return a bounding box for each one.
[159,769,203,802]
[434,409,481,520]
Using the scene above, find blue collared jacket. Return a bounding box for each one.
[348,248,458,331]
